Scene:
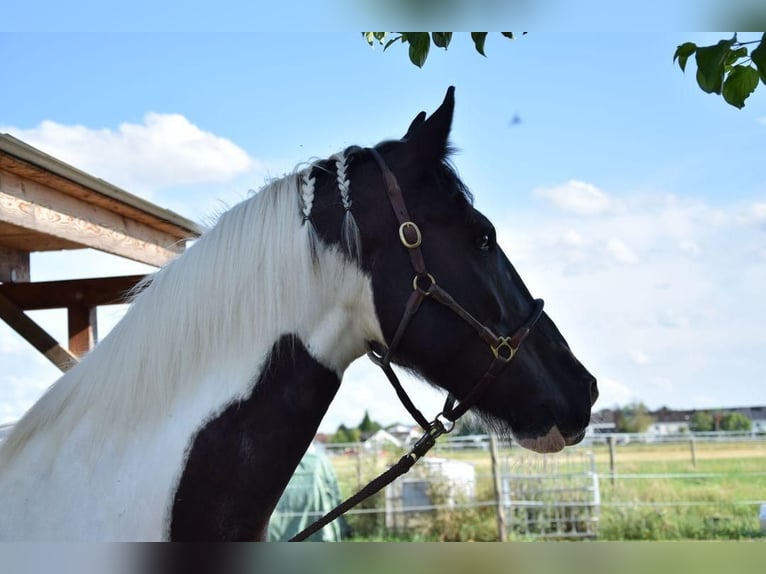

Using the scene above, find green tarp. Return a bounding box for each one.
[268,444,348,541]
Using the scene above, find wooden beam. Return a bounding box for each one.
[0,170,185,266]
[0,246,30,282]
[0,291,78,372]
[68,304,97,357]
[0,274,145,311]
[0,136,202,240]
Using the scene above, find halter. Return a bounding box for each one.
[290,148,544,541]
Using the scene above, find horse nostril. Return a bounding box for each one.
[589,378,599,406]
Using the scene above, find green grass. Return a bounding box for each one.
[327,440,766,541]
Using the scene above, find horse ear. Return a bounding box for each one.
[403,111,426,140]
[405,86,455,162]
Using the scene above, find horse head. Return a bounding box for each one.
[308,87,598,453]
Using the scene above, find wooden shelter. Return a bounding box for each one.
[0,133,202,370]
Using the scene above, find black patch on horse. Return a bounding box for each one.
[168,335,340,541]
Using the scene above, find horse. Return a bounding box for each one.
[0,87,597,541]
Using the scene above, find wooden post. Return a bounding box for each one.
[356,443,363,490]
[689,435,697,468]
[0,291,78,371]
[68,304,97,357]
[0,247,30,283]
[608,436,616,486]
[489,433,508,542]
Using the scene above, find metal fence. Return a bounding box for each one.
[1,422,762,540]
[318,432,765,540]
[502,449,600,539]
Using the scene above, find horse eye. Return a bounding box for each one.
[476,234,492,251]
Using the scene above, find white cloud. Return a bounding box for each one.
[2,114,257,197]
[0,359,58,424]
[678,240,699,256]
[630,351,650,365]
[597,377,634,407]
[0,328,27,355]
[751,202,766,226]
[605,237,640,265]
[496,182,766,413]
[657,310,690,329]
[0,115,268,425]
[533,180,613,215]
[322,358,445,434]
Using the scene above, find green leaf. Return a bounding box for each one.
[695,39,735,94]
[363,32,387,46]
[383,35,403,51]
[432,32,452,49]
[673,42,697,73]
[471,32,488,57]
[501,32,514,40]
[407,33,431,68]
[726,46,747,65]
[724,46,748,73]
[722,65,760,108]
[750,34,766,84]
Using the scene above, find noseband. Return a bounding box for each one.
[290,148,544,541]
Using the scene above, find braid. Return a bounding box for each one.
[335,154,352,212]
[300,170,316,223]
[333,152,361,262]
[300,169,319,261]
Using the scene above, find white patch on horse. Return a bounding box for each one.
[0,170,383,540]
[517,425,566,454]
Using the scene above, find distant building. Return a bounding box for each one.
[385,423,421,445]
[647,409,691,435]
[362,429,402,450]
[589,405,766,435]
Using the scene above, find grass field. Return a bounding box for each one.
[327,439,766,541]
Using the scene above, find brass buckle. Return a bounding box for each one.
[491,337,516,362]
[399,221,422,249]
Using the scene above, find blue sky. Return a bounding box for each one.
[1,32,765,432]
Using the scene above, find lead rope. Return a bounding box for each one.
[288,415,451,541]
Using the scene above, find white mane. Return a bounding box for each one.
[0,168,382,468]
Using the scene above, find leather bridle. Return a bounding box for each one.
[289,148,544,541]
[365,147,544,433]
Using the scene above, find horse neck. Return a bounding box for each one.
[168,333,343,541]
[1,178,383,462]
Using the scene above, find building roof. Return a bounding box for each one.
[0,133,202,267]
[0,134,205,369]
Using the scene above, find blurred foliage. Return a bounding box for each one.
[719,412,752,431]
[615,402,656,433]
[674,32,766,108]
[362,32,765,109]
[329,410,383,443]
[689,410,752,432]
[328,423,361,444]
[690,411,715,432]
[363,32,523,68]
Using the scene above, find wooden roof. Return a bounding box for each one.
[0,133,202,270]
[0,134,206,369]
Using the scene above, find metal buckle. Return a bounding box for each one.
[409,418,450,461]
[399,221,422,249]
[435,412,456,434]
[491,337,517,362]
[412,273,436,294]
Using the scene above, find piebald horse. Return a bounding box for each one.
[0,88,597,541]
